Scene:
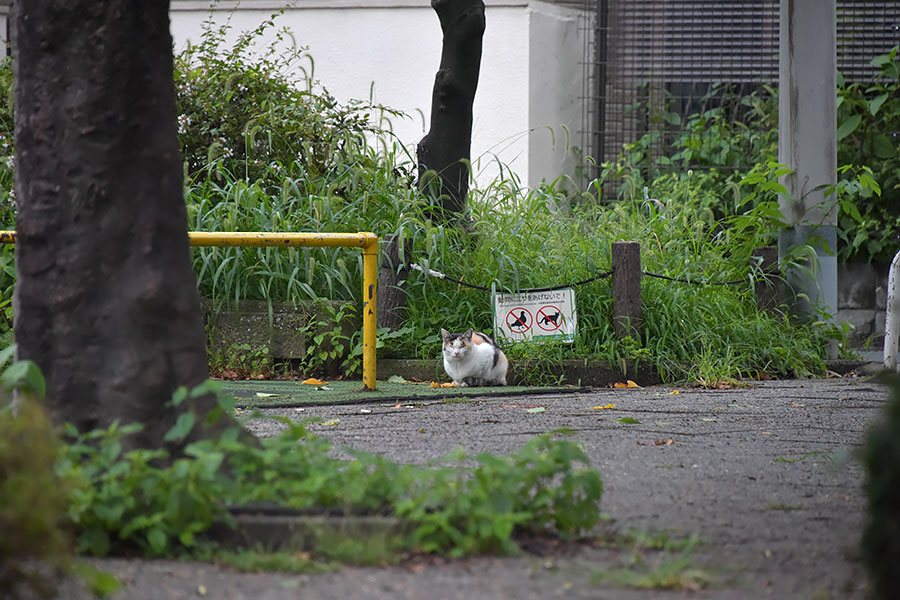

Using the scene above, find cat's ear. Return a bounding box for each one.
[441,328,450,341]
[464,328,474,338]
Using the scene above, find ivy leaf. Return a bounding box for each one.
[869,92,889,116]
[836,114,862,141]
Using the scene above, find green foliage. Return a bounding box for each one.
[298,301,358,375]
[174,11,402,186]
[208,343,274,379]
[860,374,900,600]
[0,361,72,599]
[59,380,603,559]
[836,46,900,263]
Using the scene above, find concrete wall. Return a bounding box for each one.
[169,0,588,188]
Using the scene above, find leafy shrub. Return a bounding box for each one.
[59,380,603,558]
[0,351,71,599]
[860,374,900,599]
[836,45,900,263]
[174,11,402,186]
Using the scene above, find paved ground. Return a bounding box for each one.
[70,376,886,599]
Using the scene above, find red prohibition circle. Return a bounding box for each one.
[505,307,532,332]
[536,305,563,332]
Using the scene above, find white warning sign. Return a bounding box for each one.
[493,288,576,343]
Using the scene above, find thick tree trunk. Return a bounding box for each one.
[417,0,485,217]
[12,1,216,448]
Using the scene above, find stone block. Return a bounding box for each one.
[837,308,876,348]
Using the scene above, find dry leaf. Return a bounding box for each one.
[614,380,641,388]
[669,389,679,395]
[788,401,806,407]
[302,378,327,385]
[592,404,617,410]
[526,407,547,414]
[430,381,456,388]
[653,439,675,446]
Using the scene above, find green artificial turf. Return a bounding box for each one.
[223,379,584,408]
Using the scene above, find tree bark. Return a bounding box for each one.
[417,0,485,217]
[12,1,217,448]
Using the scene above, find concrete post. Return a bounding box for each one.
[777,0,838,323]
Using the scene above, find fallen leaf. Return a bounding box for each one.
[387,375,408,384]
[430,381,456,388]
[760,431,771,435]
[592,404,616,410]
[293,407,305,413]
[359,408,372,414]
[321,419,340,427]
[526,407,547,414]
[636,441,646,445]
[302,378,327,385]
[653,439,675,446]
[619,417,641,424]
[788,401,806,407]
[669,389,679,395]
[198,584,207,596]
[316,386,332,391]
[614,380,641,388]
[701,417,717,422]
[418,428,426,433]
[255,392,280,398]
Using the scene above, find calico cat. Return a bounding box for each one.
[441,328,508,387]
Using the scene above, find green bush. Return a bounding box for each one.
[59,380,603,559]
[174,12,403,186]
[836,45,900,263]
[860,374,900,599]
[0,352,71,599]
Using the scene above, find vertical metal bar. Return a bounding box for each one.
[362,234,378,390]
[593,0,609,172]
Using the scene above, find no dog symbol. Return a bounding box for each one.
[536,305,563,332]
[506,308,532,332]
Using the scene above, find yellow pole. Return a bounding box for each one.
[361,233,378,391]
[0,229,380,390]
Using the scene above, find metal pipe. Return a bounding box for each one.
[0,229,380,389]
[187,231,373,248]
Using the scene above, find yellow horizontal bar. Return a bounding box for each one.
[0,229,380,390]
[188,231,376,248]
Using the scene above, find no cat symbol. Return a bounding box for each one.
[506,308,532,332]
[536,305,563,332]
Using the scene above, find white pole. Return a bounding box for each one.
[884,250,900,370]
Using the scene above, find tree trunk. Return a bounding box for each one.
[416,0,485,217]
[12,1,217,448]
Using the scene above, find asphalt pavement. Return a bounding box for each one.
[67,376,887,599]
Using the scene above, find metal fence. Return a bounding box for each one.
[575,0,900,172]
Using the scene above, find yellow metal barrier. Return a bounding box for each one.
[0,230,379,390]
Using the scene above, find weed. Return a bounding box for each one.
[54,379,603,560]
[592,534,714,592]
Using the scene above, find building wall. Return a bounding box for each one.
[169,0,589,188]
